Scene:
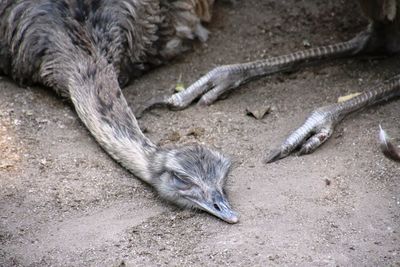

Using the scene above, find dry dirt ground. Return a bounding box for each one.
[1,0,400,266]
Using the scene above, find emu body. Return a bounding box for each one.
[0,0,238,223]
[140,0,400,162]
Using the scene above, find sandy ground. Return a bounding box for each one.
[1,0,400,266]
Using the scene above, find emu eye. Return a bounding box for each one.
[170,172,191,190]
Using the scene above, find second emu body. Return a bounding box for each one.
[142,0,400,162]
[0,0,238,223]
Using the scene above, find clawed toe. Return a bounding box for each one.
[135,95,171,118]
[264,108,338,163]
[135,65,251,116]
[264,149,285,163]
[298,129,333,155]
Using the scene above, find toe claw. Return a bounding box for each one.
[135,95,170,118]
[265,148,284,163]
[265,112,336,162]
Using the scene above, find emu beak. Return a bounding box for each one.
[191,191,239,224]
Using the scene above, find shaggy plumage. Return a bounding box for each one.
[0,0,238,223]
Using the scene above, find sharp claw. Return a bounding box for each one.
[135,95,171,118]
[298,146,309,156]
[264,148,285,163]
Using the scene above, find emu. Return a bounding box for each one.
[141,0,400,162]
[0,0,238,223]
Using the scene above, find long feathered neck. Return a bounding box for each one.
[64,53,157,183]
[0,0,213,182]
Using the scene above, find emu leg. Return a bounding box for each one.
[266,75,400,163]
[136,30,372,116]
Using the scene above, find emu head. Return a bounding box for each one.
[150,145,238,223]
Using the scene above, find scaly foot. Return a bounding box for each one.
[135,64,252,117]
[135,37,365,117]
[265,105,343,163]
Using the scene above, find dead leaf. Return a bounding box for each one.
[338,92,361,103]
[174,74,185,92]
[245,104,271,120]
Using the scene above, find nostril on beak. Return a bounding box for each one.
[213,203,221,211]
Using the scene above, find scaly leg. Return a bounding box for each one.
[266,75,400,163]
[136,30,372,116]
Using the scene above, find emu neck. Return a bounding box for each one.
[66,55,157,183]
